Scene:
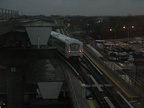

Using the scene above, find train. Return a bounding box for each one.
[49,31,83,58]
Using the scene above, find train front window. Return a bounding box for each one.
[70,44,80,51]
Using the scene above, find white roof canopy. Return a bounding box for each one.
[26,27,52,45]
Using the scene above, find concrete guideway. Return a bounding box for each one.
[59,57,98,108]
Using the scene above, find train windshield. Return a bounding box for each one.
[70,44,80,51]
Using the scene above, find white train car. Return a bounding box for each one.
[49,31,83,58]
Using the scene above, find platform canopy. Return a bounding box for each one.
[26,27,52,45]
[38,82,63,99]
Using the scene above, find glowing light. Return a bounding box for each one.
[67,23,71,27]
[123,26,126,29]
[109,29,113,31]
[120,63,124,67]
[79,50,82,53]
[68,50,71,53]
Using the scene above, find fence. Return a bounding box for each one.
[0,8,19,20]
[89,44,144,96]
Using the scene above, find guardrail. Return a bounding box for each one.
[59,55,81,108]
[0,8,19,20]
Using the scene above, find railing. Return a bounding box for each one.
[59,56,81,108]
[88,44,144,96]
[0,8,19,20]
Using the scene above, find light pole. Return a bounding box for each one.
[109,28,116,40]
[123,25,134,43]
[97,35,101,40]
[128,28,130,43]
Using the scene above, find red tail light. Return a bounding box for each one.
[79,50,82,53]
[68,50,71,53]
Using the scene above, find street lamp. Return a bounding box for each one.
[109,28,112,31]
[109,28,117,39]
[67,23,70,27]
[123,26,126,29]
[122,25,134,43]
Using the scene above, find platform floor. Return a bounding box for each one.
[84,47,139,99]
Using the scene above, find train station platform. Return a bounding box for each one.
[84,46,139,100]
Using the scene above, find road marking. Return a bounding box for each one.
[88,100,96,108]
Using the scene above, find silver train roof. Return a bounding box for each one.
[51,31,82,44]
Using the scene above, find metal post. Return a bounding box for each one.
[3,9,6,19]
[16,11,18,18]
[37,36,40,49]
[114,30,116,40]
[14,11,16,18]
[0,9,1,19]
[1,9,4,19]
[8,10,11,19]
[128,28,130,43]
[10,10,13,18]
[13,11,15,18]
[81,84,86,98]
[5,9,7,20]
[12,11,14,18]
[15,11,18,18]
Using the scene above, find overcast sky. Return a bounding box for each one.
[0,0,144,16]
